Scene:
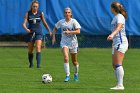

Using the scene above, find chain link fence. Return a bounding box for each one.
[0,35,140,48]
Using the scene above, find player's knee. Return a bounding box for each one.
[28,49,33,54]
[73,61,78,66]
[64,57,69,62]
[72,58,77,63]
[36,46,41,52]
[36,45,41,49]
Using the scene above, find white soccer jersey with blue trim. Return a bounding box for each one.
[55,18,81,49]
[111,14,128,45]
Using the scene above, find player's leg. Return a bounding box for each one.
[112,48,118,83]
[35,40,42,68]
[71,53,79,81]
[114,49,125,87]
[70,47,79,81]
[62,47,70,82]
[28,42,34,68]
[110,48,125,90]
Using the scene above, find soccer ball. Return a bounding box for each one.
[42,74,52,83]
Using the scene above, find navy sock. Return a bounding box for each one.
[36,52,41,67]
[28,53,33,65]
[115,64,121,68]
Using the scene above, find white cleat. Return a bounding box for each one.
[110,85,124,90]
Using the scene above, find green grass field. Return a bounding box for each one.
[0,48,140,93]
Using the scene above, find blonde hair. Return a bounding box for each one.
[111,2,127,19]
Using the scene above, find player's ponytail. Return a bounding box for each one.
[111,2,127,19]
[119,5,127,19]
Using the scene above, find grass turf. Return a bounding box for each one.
[0,48,139,93]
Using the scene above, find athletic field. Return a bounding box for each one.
[0,48,139,93]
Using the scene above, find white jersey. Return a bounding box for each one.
[55,18,81,49]
[111,14,128,45]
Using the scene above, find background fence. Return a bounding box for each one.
[0,0,140,48]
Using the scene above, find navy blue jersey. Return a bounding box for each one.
[27,10,42,35]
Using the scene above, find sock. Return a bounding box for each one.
[114,70,118,82]
[28,53,33,65]
[64,63,70,76]
[74,64,79,75]
[36,52,41,66]
[116,65,124,86]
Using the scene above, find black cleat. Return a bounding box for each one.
[29,64,33,68]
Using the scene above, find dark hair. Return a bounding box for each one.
[30,0,39,11]
[111,2,127,19]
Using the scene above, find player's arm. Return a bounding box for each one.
[52,26,57,45]
[107,23,123,41]
[64,20,80,34]
[41,12,52,36]
[64,28,80,34]
[22,13,30,33]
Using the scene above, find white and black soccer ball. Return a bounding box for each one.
[42,74,52,84]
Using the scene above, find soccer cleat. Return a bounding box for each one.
[37,65,40,68]
[64,76,70,82]
[29,64,33,68]
[74,74,78,81]
[110,85,124,90]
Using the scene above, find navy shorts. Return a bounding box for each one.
[25,33,43,43]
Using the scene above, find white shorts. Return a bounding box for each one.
[112,42,128,54]
[61,45,78,53]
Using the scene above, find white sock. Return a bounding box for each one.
[74,64,79,75]
[114,70,118,82]
[64,63,70,76]
[116,66,124,86]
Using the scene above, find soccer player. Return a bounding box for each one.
[22,0,52,68]
[52,7,81,82]
[107,2,128,90]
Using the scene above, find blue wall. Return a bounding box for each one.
[0,0,139,35]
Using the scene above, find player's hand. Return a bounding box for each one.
[49,31,52,37]
[107,34,114,41]
[26,29,31,33]
[63,29,71,34]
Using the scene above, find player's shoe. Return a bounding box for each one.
[29,64,33,68]
[37,64,40,68]
[74,74,78,81]
[110,85,124,90]
[64,76,70,82]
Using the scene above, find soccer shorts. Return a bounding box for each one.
[112,42,128,54]
[25,33,43,42]
[61,45,78,54]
